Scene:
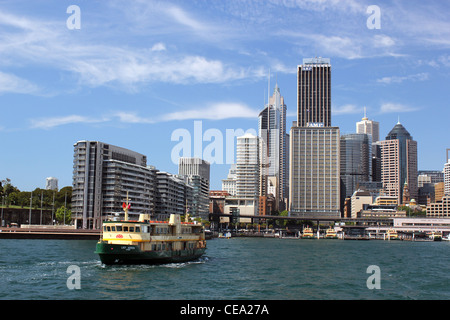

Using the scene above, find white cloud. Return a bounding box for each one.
[379,103,419,114]
[376,72,429,84]
[0,71,39,94]
[333,104,362,115]
[160,103,259,121]
[151,42,166,51]
[373,35,396,48]
[165,5,206,31]
[30,102,259,129]
[30,115,110,130]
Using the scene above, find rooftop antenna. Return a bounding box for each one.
[363,106,368,120]
[397,115,401,124]
[268,68,271,107]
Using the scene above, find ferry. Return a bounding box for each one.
[430,231,442,241]
[218,232,232,239]
[95,198,206,265]
[324,227,338,239]
[301,227,315,239]
[385,228,399,240]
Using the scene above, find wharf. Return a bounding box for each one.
[0,227,100,240]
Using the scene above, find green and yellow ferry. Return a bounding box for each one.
[95,200,206,265]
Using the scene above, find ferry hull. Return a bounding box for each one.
[95,241,206,265]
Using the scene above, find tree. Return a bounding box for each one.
[56,206,72,225]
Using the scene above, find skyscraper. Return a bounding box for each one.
[45,177,58,191]
[379,121,418,204]
[444,160,450,196]
[258,84,288,211]
[297,57,331,127]
[178,157,210,218]
[289,56,340,218]
[236,133,260,199]
[289,125,341,218]
[340,133,372,199]
[356,108,380,142]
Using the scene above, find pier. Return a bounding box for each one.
[0,227,100,240]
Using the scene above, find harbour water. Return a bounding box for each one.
[1,237,449,300]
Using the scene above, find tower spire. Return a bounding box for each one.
[362,107,368,120]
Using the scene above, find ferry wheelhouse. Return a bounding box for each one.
[95,199,206,265]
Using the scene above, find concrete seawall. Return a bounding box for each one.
[0,227,100,240]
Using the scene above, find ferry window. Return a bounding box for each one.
[129,227,134,232]
[106,226,111,232]
[111,226,116,231]
[103,226,106,231]
[123,226,128,232]
[135,226,140,232]
[116,226,122,232]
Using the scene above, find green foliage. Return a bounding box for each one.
[56,206,72,224]
[0,178,72,210]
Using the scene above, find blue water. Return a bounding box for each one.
[0,237,449,300]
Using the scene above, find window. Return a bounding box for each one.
[129,227,134,232]
[135,226,140,233]
[123,226,128,232]
[116,225,122,231]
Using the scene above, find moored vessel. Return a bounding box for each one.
[301,227,315,239]
[385,228,399,240]
[95,197,206,265]
[324,227,338,239]
[430,231,442,241]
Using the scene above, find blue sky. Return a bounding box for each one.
[0,0,449,191]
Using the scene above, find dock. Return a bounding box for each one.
[0,227,100,240]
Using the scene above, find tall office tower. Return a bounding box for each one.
[379,121,418,204]
[236,133,260,199]
[178,157,210,218]
[445,161,450,196]
[258,84,288,211]
[290,57,340,218]
[340,133,372,199]
[45,177,58,191]
[72,141,156,229]
[289,125,341,218]
[372,142,382,182]
[356,109,380,142]
[297,57,331,127]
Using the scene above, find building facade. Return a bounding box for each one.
[222,164,237,196]
[340,133,372,199]
[445,161,450,196]
[356,110,380,142]
[379,122,418,205]
[154,172,193,221]
[45,177,58,191]
[258,84,289,211]
[72,141,152,229]
[178,157,210,218]
[297,57,331,127]
[290,57,340,219]
[289,126,341,218]
[236,133,260,199]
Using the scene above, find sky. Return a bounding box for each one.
[0,0,449,192]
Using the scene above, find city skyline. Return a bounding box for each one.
[1,1,449,192]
